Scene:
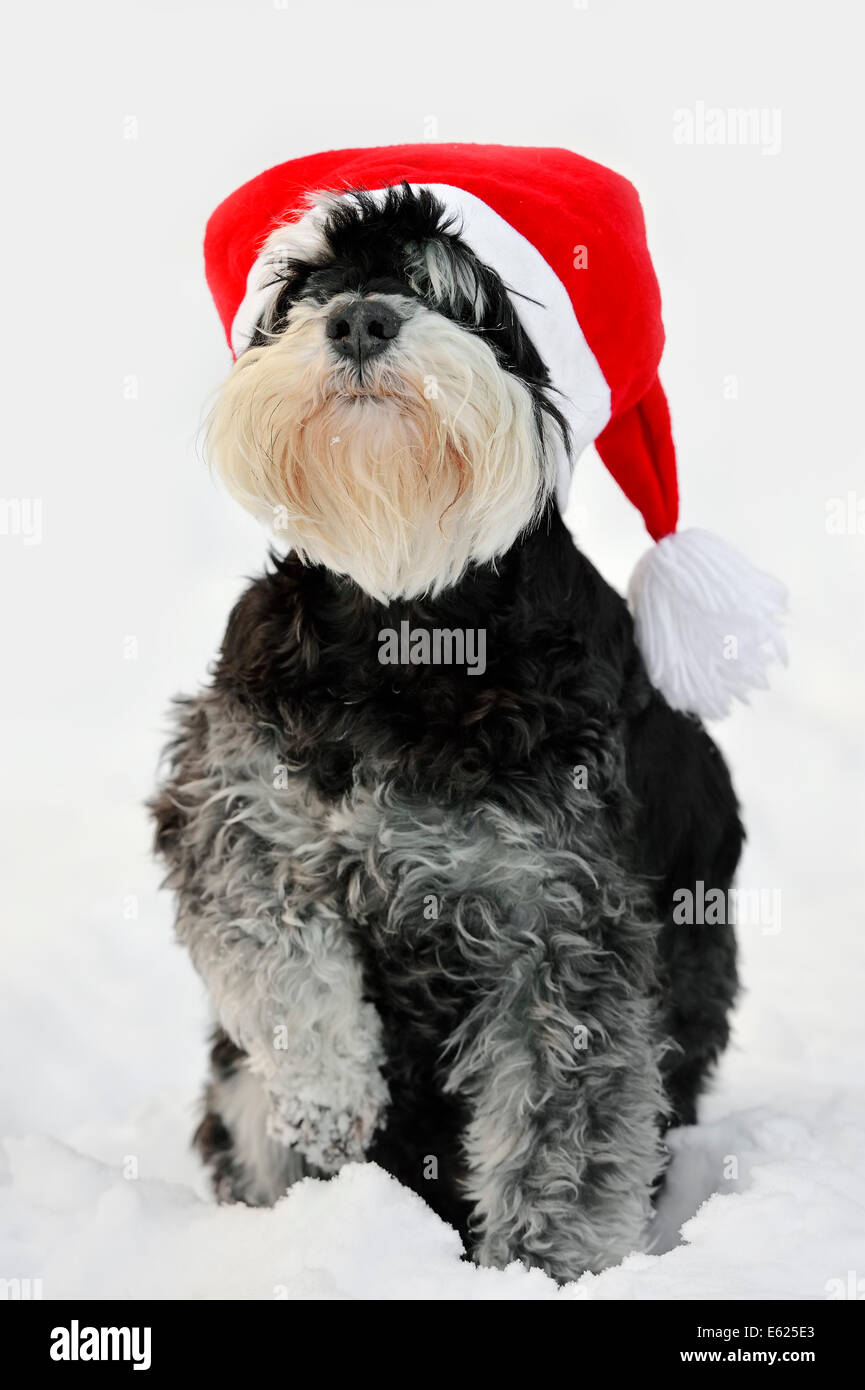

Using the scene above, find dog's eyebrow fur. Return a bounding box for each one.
[405,236,488,324]
[315,184,489,323]
[318,182,462,247]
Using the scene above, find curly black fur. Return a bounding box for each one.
[153,504,741,1271]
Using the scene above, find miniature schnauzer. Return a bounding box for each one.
[151,185,742,1283]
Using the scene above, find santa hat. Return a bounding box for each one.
[204,142,786,719]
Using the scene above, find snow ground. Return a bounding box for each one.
[1,0,864,1299]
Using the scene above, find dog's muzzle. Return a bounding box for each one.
[326,298,403,367]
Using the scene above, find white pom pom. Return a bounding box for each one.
[627,528,787,720]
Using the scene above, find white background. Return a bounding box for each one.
[1,0,863,1298]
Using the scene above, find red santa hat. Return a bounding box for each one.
[204,143,786,719]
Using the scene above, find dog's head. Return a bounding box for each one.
[208,185,568,600]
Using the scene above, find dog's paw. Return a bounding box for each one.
[266,1073,388,1172]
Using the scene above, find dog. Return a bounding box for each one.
[151,179,742,1283]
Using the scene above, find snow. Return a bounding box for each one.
[5,1106,865,1301]
[1,0,864,1300]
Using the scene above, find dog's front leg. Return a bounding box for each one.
[445,911,665,1282]
[181,898,390,1175]
[153,703,389,1178]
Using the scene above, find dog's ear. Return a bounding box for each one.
[218,570,295,698]
[215,558,328,701]
[147,699,208,866]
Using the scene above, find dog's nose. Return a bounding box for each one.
[326,299,402,363]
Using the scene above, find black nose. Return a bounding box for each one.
[326,299,402,364]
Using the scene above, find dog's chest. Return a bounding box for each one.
[216,704,637,1025]
[318,775,581,1020]
[279,755,606,968]
[327,780,558,916]
[247,720,612,940]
